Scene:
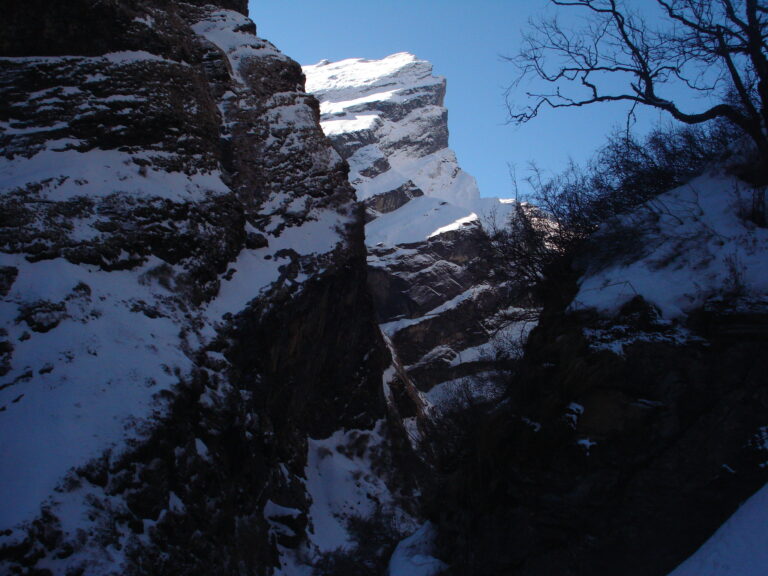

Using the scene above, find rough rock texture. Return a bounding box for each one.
[1,0,248,58]
[304,55,538,570]
[304,53,482,212]
[425,175,768,576]
[429,294,768,576]
[363,180,424,222]
[0,3,406,574]
[305,54,527,423]
[371,226,528,399]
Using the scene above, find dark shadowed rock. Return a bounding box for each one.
[364,181,424,222]
[0,267,17,297]
[0,1,404,574]
[428,287,768,576]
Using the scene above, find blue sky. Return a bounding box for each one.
[249,1,681,199]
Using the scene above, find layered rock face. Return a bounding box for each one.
[0,3,407,574]
[305,53,768,576]
[304,54,526,422]
[304,53,478,211]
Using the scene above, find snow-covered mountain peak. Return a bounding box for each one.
[304,52,442,111]
[304,52,511,241]
[306,52,528,476]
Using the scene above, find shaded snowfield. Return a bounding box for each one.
[388,522,446,576]
[0,255,191,529]
[275,422,419,574]
[668,484,768,576]
[572,172,768,319]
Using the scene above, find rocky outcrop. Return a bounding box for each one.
[429,296,768,576]
[425,175,768,576]
[304,53,449,168]
[304,56,535,571]
[1,0,248,59]
[363,180,424,222]
[305,54,525,426]
[0,3,406,574]
[370,225,529,397]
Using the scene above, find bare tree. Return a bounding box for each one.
[508,0,768,183]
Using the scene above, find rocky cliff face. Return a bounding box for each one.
[303,53,476,210]
[0,3,409,574]
[6,9,764,575]
[305,52,768,576]
[304,54,527,429]
[424,174,768,575]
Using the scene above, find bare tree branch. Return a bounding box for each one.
[507,0,768,181]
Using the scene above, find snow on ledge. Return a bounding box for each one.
[428,212,478,238]
[388,522,447,576]
[320,113,380,136]
[570,174,768,320]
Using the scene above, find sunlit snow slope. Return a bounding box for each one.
[304,52,513,246]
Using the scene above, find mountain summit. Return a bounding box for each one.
[305,53,532,466]
[304,52,515,247]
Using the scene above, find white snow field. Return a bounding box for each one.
[572,172,768,320]
[668,483,768,576]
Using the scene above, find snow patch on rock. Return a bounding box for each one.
[388,522,447,576]
[571,173,768,320]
